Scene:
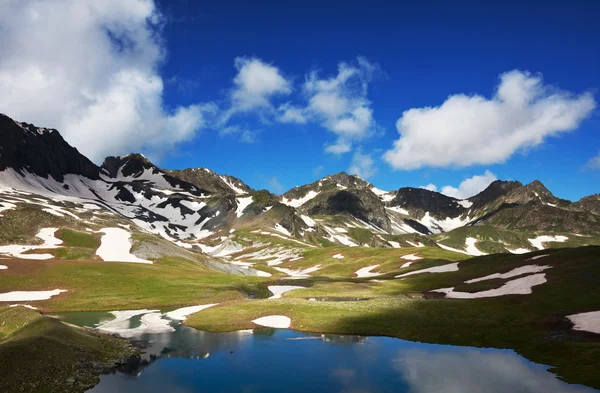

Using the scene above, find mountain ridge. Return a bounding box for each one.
[0,113,598,256]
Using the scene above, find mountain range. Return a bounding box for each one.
[0,112,598,257]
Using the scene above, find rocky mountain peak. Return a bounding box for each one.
[0,113,100,182]
[101,153,157,179]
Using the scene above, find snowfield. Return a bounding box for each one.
[396,263,459,278]
[401,254,423,261]
[465,265,552,284]
[268,285,305,299]
[528,235,568,250]
[567,311,600,334]
[165,304,218,321]
[0,227,63,260]
[0,289,67,302]
[355,265,382,278]
[96,228,152,264]
[433,273,548,299]
[281,190,319,208]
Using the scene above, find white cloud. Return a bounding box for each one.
[0,0,212,162]
[277,103,307,124]
[302,57,380,154]
[226,57,291,116]
[585,153,600,170]
[425,170,497,199]
[384,70,596,170]
[420,183,438,192]
[219,125,259,143]
[348,151,377,179]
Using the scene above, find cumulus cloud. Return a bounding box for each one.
[440,170,497,199]
[384,70,596,170]
[224,57,291,120]
[420,183,438,192]
[585,153,600,170]
[302,57,381,154]
[0,0,214,162]
[348,151,377,179]
[277,103,307,124]
[422,171,497,199]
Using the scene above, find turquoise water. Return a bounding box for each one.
[54,312,597,393]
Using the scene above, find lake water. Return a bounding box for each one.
[53,312,598,393]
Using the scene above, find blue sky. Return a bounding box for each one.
[0,0,598,200]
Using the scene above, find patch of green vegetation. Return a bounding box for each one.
[251,189,278,205]
[0,306,44,340]
[347,228,375,245]
[56,229,100,249]
[48,247,97,261]
[0,306,135,393]
[0,257,265,312]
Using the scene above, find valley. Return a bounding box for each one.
[0,113,599,392]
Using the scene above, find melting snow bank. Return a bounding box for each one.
[401,254,422,261]
[438,238,486,256]
[396,263,459,278]
[0,289,67,301]
[98,306,221,337]
[0,227,63,259]
[567,311,600,334]
[274,265,320,278]
[252,315,291,329]
[433,273,548,299]
[355,265,381,278]
[97,309,172,338]
[437,242,470,255]
[96,228,152,264]
[99,312,174,338]
[465,265,552,284]
[465,237,487,256]
[332,253,344,259]
[268,285,305,299]
[0,265,7,270]
[165,304,218,321]
[506,248,532,254]
[528,235,568,250]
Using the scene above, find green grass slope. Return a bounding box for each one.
[0,306,135,393]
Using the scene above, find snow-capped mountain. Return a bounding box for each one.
[0,113,598,254]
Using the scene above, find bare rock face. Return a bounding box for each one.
[0,113,100,181]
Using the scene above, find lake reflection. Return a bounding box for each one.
[79,320,598,393]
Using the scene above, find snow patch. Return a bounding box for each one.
[433,273,548,299]
[396,263,459,278]
[332,253,344,259]
[355,265,381,278]
[281,190,320,208]
[465,265,552,284]
[528,235,568,250]
[0,289,67,302]
[465,237,487,256]
[165,304,217,321]
[235,196,254,218]
[567,311,600,334]
[268,285,305,299]
[252,315,291,328]
[401,254,423,261]
[458,200,473,208]
[96,228,152,264]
